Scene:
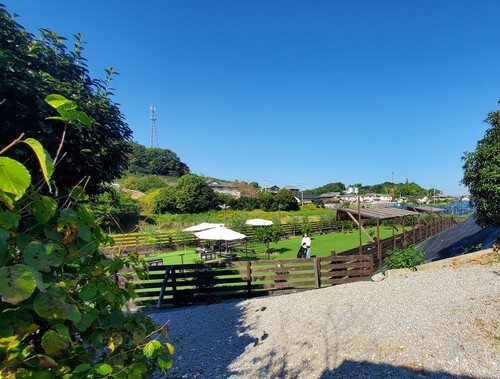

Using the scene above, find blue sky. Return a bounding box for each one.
[5,1,500,195]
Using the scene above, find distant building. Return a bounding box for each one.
[415,195,429,204]
[294,194,320,204]
[319,192,341,203]
[261,184,280,194]
[206,180,241,198]
[282,185,300,194]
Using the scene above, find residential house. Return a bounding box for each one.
[415,195,429,204]
[206,180,241,198]
[319,192,341,203]
[282,185,300,195]
[261,184,280,194]
[295,194,320,204]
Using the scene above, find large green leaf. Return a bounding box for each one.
[0,210,20,229]
[0,264,36,304]
[33,291,81,322]
[0,157,31,201]
[77,220,92,242]
[33,195,58,224]
[24,241,65,272]
[45,94,74,110]
[45,94,92,127]
[21,138,54,187]
[95,363,113,375]
[41,330,70,357]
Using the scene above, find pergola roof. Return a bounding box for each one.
[406,205,445,214]
[336,207,420,221]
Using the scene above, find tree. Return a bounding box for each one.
[462,107,500,227]
[275,188,300,211]
[0,7,132,195]
[305,182,346,195]
[120,174,168,193]
[127,142,190,177]
[258,191,277,212]
[153,186,178,214]
[88,186,140,233]
[174,174,216,214]
[252,223,283,257]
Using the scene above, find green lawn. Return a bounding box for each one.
[145,226,405,266]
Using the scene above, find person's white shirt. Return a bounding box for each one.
[301,235,311,247]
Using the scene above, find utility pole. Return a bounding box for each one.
[355,187,362,255]
[218,204,230,224]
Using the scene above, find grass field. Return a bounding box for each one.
[145,225,404,266]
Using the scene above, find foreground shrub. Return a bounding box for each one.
[385,245,426,271]
[0,96,173,378]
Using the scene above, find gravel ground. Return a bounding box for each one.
[149,262,500,379]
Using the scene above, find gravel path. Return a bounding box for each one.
[149,262,500,379]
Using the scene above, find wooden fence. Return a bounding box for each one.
[336,216,457,268]
[107,216,440,254]
[129,254,373,309]
[123,216,457,309]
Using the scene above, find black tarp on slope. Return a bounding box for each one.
[420,216,500,261]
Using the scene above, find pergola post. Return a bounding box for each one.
[376,219,381,268]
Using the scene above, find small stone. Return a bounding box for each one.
[371,272,385,282]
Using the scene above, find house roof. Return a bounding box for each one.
[336,207,420,221]
[297,194,320,200]
[319,192,340,198]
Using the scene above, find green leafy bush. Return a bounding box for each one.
[385,245,426,271]
[0,96,173,378]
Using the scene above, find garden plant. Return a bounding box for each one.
[0,96,173,378]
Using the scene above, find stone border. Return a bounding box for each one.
[384,248,499,278]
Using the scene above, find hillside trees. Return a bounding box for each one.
[462,105,500,227]
[0,6,132,195]
[127,142,190,177]
[305,182,345,195]
[153,174,217,214]
[275,188,300,211]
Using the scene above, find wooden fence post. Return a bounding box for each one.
[171,267,177,307]
[157,266,171,309]
[314,258,321,288]
[246,261,252,296]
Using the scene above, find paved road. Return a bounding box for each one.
[420,215,500,261]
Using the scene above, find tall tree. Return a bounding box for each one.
[462,106,500,227]
[127,142,190,177]
[175,174,216,213]
[0,6,132,194]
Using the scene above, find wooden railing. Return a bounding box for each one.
[123,217,457,309]
[128,254,373,309]
[107,216,447,254]
[335,217,457,268]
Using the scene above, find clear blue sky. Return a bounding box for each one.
[5,1,500,195]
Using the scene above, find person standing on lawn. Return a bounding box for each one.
[301,233,311,258]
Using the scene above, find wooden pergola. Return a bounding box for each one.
[336,207,421,264]
[406,205,445,222]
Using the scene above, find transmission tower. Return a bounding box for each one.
[150,105,159,148]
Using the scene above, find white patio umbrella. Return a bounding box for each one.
[245,218,273,226]
[194,226,246,241]
[183,222,224,232]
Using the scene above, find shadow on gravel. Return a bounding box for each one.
[319,360,480,378]
[420,216,500,262]
[148,301,259,378]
